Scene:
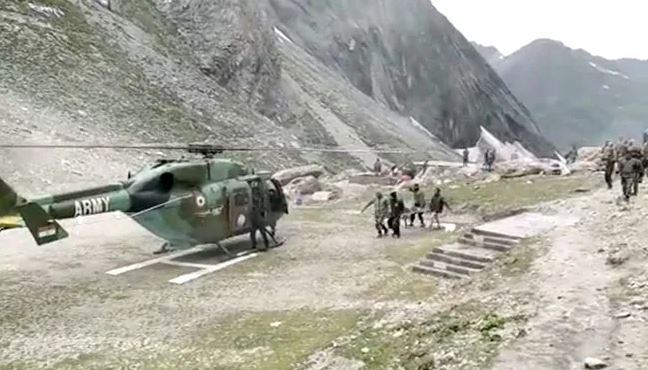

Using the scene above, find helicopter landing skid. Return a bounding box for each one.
[215,242,233,257]
[270,239,285,249]
[153,242,176,255]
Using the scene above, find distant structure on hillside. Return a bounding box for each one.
[456,126,538,162]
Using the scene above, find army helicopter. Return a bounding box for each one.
[0,142,418,254]
[0,143,290,254]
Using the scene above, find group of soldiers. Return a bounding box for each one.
[362,184,451,238]
[601,138,648,201]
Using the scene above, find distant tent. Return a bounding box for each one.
[456,126,538,162]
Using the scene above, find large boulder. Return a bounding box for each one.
[578,146,603,163]
[569,160,600,173]
[497,159,567,178]
[273,165,325,185]
[286,176,322,195]
[312,191,338,202]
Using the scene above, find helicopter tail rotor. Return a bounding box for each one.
[0,178,24,218]
[19,202,69,245]
[0,178,68,244]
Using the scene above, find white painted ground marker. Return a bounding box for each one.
[162,261,215,270]
[168,252,258,285]
[105,245,206,276]
[106,247,260,285]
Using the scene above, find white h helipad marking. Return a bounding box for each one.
[169,252,258,285]
[106,246,206,276]
[105,247,259,284]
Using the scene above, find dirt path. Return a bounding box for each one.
[493,188,648,370]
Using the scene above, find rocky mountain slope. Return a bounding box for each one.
[266,0,554,156]
[472,42,505,67]
[488,39,648,149]
[0,0,555,192]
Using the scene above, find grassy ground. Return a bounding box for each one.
[439,174,596,217]
[2,310,362,370]
[338,300,528,369]
[362,231,457,302]
[146,309,363,370]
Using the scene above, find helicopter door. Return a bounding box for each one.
[229,188,251,233]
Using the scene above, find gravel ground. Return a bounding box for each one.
[0,201,463,369]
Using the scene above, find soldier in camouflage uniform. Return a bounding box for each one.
[617,150,644,201]
[362,192,390,237]
[388,191,405,238]
[429,188,452,229]
[408,184,426,227]
[642,141,648,175]
[601,141,616,189]
[631,146,644,196]
[616,138,628,161]
[249,180,270,251]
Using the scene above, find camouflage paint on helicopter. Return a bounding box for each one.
[0,155,288,250]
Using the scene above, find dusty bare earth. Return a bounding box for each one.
[2,174,648,369]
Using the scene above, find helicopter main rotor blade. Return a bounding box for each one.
[0,143,419,154]
[0,143,248,151]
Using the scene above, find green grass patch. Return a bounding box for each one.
[339,300,527,369]
[384,231,457,266]
[364,266,438,302]
[432,174,594,217]
[360,231,456,302]
[151,309,362,370]
[18,310,361,370]
[495,237,544,277]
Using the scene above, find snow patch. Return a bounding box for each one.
[28,3,65,18]
[602,85,610,89]
[274,27,293,44]
[588,61,630,80]
[471,126,537,162]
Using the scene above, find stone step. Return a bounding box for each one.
[419,260,480,276]
[458,237,512,252]
[412,264,464,279]
[462,232,519,246]
[471,228,523,241]
[425,252,487,270]
[432,244,497,264]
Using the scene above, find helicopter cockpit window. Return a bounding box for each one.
[234,192,249,207]
[159,172,174,192]
[227,165,246,179]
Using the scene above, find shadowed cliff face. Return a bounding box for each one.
[266,0,555,156]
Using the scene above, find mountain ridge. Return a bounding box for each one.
[0,0,556,193]
[482,38,648,148]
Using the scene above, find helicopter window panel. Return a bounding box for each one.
[159,172,174,192]
[228,165,246,178]
[233,192,249,207]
